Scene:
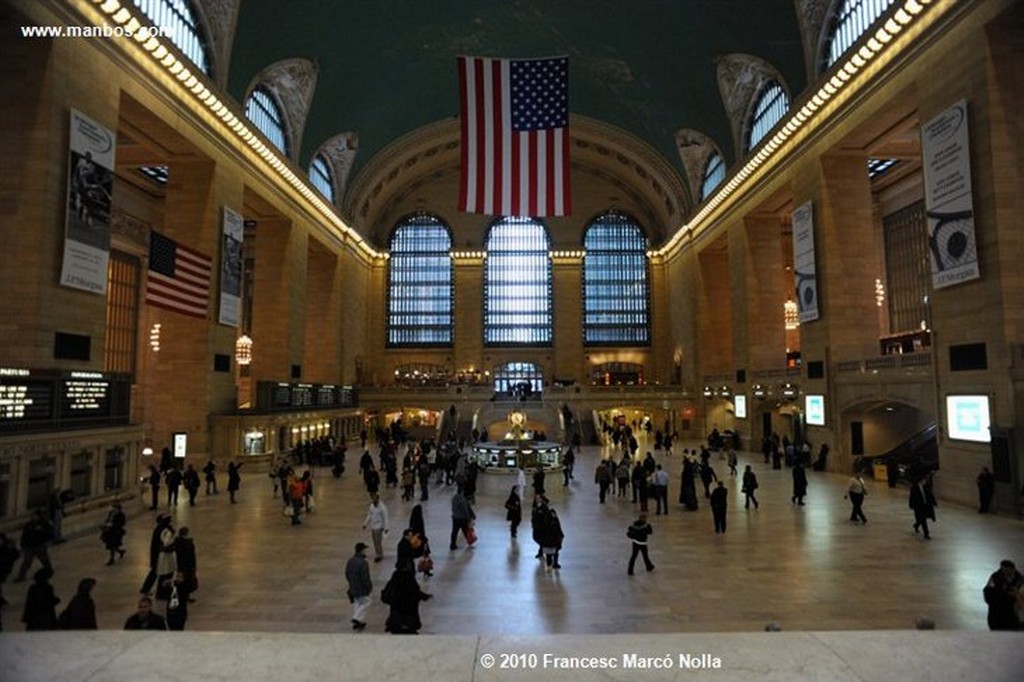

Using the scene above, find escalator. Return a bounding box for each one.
[853,423,939,486]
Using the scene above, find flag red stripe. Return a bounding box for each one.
[473,59,486,215]
[491,58,503,217]
[457,57,470,213]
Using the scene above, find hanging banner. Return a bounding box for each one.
[921,100,978,289]
[218,206,244,326]
[60,109,115,294]
[791,200,819,324]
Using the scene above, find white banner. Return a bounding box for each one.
[921,100,978,289]
[218,206,244,326]
[791,200,819,324]
[60,109,115,294]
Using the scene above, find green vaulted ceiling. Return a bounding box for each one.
[227,0,807,189]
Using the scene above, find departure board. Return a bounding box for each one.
[0,379,55,422]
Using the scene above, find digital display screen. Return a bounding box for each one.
[946,395,991,442]
[0,380,54,422]
[60,378,111,418]
[734,395,747,419]
[805,394,825,426]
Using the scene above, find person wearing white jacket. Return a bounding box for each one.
[362,494,390,562]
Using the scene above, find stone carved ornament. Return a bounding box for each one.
[250,58,320,163]
[715,53,788,159]
[194,0,241,89]
[792,0,834,80]
[674,129,721,205]
[314,132,360,205]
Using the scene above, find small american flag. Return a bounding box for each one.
[146,231,212,319]
[458,55,571,217]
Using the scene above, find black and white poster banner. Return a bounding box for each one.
[60,109,115,294]
[218,206,244,326]
[792,200,819,324]
[922,100,978,289]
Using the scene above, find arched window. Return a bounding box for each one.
[387,214,453,347]
[245,87,288,155]
[133,0,210,76]
[746,81,790,151]
[583,212,649,345]
[700,153,726,201]
[309,155,335,203]
[484,217,552,346]
[826,0,897,68]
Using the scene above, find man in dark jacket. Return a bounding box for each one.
[627,514,655,575]
[123,597,167,630]
[449,491,475,550]
[710,481,729,534]
[909,475,937,539]
[174,527,198,595]
[345,542,372,630]
[165,466,182,507]
[14,510,53,582]
[983,559,1023,630]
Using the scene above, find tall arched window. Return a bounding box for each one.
[387,214,453,347]
[245,87,288,155]
[700,152,726,201]
[826,0,896,68]
[309,155,335,203]
[133,0,210,75]
[583,212,650,345]
[484,217,552,346]
[746,81,789,151]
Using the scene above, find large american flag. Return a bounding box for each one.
[146,231,212,319]
[458,55,571,217]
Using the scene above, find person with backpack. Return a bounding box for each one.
[626,514,655,576]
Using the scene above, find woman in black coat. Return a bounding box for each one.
[227,460,243,503]
[791,463,808,505]
[22,568,60,631]
[101,502,127,565]
[383,567,432,634]
[59,578,97,629]
[504,486,522,538]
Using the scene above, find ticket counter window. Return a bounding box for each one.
[104,448,124,492]
[245,431,266,455]
[70,451,93,499]
[27,458,55,509]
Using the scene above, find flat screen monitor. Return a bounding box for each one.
[946,395,991,442]
[734,394,747,419]
[805,394,825,426]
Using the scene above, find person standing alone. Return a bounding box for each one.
[846,474,868,524]
[345,542,372,631]
[626,514,655,575]
[710,481,728,534]
[362,493,389,562]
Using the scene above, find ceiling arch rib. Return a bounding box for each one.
[244,57,319,164]
[194,0,241,90]
[674,129,723,209]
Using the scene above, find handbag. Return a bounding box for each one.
[464,522,477,546]
[168,586,180,610]
[417,556,434,573]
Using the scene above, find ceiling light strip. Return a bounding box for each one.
[657,0,937,259]
[85,0,380,259]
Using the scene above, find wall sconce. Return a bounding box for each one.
[702,385,714,397]
[875,278,886,307]
[235,335,253,366]
[149,323,161,352]
[142,447,154,456]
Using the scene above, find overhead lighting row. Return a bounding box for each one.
[657,0,935,258]
[90,0,381,260]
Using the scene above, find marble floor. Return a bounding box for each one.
[3,442,1023,635]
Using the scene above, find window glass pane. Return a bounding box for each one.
[484,217,552,346]
[827,0,896,68]
[700,153,725,201]
[748,81,789,150]
[133,0,210,75]
[309,155,334,202]
[387,214,453,346]
[583,212,650,345]
[245,87,288,155]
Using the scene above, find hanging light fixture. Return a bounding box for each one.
[234,335,253,366]
[784,299,799,330]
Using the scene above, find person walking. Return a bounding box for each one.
[162,571,192,631]
[362,493,390,562]
[652,464,670,515]
[710,481,728,534]
[382,566,431,634]
[741,465,759,509]
[226,460,244,503]
[846,474,868,524]
[183,464,201,507]
[0,532,21,612]
[449,490,475,550]
[909,475,937,539]
[146,465,161,510]
[48,488,68,544]
[139,514,175,596]
[101,501,127,565]
[540,508,564,570]
[345,542,372,631]
[595,459,612,504]
[504,485,522,538]
[14,509,53,582]
[174,527,198,598]
[58,577,97,629]
[626,514,655,575]
[165,466,182,507]
[21,568,60,631]
[983,559,1023,630]
[791,462,808,506]
[202,459,218,495]
[123,596,167,630]
[976,467,996,514]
